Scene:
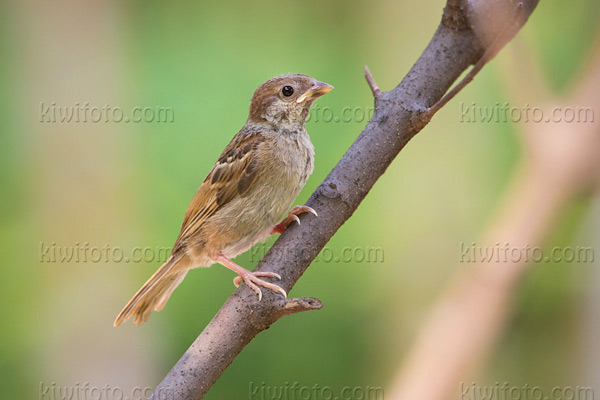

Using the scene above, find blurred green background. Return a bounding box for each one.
[1,0,599,398]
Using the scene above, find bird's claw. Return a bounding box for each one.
[270,205,318,234]
[291,214,301,226]
[291,205,318,218]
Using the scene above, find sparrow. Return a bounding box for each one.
[114,73,333,326]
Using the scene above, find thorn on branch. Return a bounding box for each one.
[364,65,381,97]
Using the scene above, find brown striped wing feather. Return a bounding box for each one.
[173,131,266,252]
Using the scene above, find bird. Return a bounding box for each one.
[114,73,333,326]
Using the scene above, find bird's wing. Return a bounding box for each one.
[173,130,266,252]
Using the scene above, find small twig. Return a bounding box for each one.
[364,65,381,97]
[248,297,323,330]
[279,297,323,316]
[425,2,525,118]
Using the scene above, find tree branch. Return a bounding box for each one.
[149,1,539,398]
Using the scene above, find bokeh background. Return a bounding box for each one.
[2,0,599,398]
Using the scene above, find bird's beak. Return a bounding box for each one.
[296,81,334,103]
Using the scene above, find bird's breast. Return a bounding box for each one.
[204,130,314,259]
[270,130,314,187]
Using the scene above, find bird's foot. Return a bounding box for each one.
[270,205,318,235]
[233,270,286,301]
[217,255,286,301]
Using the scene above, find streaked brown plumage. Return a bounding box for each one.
[114,74,333,326]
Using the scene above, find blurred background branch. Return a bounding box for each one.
[387,28,600,400]
[149,1,539,398]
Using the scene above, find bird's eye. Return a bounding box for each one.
[282,85,294,97]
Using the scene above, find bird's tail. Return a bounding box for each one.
[114,255,188,327]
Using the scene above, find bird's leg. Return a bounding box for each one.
[216,255,286,301]
[270,205,318,235]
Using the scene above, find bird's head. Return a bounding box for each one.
[247,73,333,128]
